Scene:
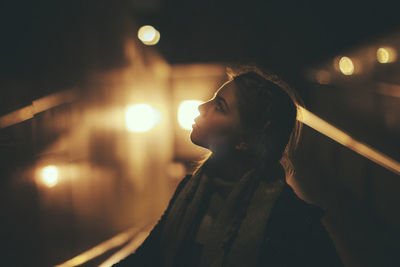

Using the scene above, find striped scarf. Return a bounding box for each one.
[160,159,285,267]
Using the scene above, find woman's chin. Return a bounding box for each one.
[189,131,199,145]
[190,131,206,148]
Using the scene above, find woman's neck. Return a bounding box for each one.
[205,150,254,182]
[203,147,284,183]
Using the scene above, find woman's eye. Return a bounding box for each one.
[215,102,223,111]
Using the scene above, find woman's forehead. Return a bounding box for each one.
[215,81,237,106]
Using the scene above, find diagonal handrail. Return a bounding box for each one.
[0,89,76,129]
[99,225,154,267]
[55,226,142,267]
[297,106,400,175]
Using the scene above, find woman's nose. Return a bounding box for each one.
[198,102,207,115]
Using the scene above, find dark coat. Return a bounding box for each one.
[114,175,343,267]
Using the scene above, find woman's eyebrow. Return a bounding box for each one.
[215,95,230,111]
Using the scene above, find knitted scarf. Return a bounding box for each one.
[159,159,285,267]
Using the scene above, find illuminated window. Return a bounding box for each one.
[125,104,162,132]
[178,100,202,130]
[42,165,58,187]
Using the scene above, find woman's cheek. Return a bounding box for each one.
[210,126,234,145]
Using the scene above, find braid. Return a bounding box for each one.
[227,66,304,179]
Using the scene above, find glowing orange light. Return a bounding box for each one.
[137,25,160,46]
[178,100,202,130]
[377,47,397,63]
[41,165,58,187]
[55,226,147,267]
[125,104,162,132]
[297,106,400,175]
[339,57,354,75]
[315,70,331,84]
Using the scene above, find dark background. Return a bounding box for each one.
[2,0,400,101]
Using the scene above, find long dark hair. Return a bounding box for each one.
[187,66,304,263]
[227,66,304,179]
[217,67,304,262]
[192,66,303,179]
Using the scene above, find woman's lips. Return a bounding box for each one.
[192,123,200,129]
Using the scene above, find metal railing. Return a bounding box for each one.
[297,106,400,175]
[55,223,154,267]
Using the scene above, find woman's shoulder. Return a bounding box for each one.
[265,182,326,239]
[273,182,325,220]
[262,183,344,266]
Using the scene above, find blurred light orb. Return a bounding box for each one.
[377,47,397,63]
[339,57,354,75]
[315,70,331,84]
[125,104,162,132]
[138,25,160,46]
[42,165,58,187]
[178,100,202,130]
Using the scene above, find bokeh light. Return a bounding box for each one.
[339,56,355,75]
[178,100,202,130]
[377,47,397,63]
[137,25,160,46]
[125,104,162,132]
[315,70,331,84]
[42,165,59,187]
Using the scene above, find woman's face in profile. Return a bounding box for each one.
[190,81,243,152]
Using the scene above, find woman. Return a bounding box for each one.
[114,68,343,266]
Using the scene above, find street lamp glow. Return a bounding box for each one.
[125,104,162,132]
[315,70,331,84]
[42,165,58,187]
[339,56,354,75]
[138,25,160,46]
[377,47,397,63]
[178,100,202,130]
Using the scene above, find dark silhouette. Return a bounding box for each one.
[114,67,343,266]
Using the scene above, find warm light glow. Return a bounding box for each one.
[297,106,400,175]
[41,165,58,187]
[315,70,331,84]
[178,100,202,130]
[125,104,162,132]
[377,47,397,63]
[339,56,354,75]
[98,230,151,267]
[137,25,160,46]
[55,226,146,267]
[166,162,186,180]
[138,26,156,42]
